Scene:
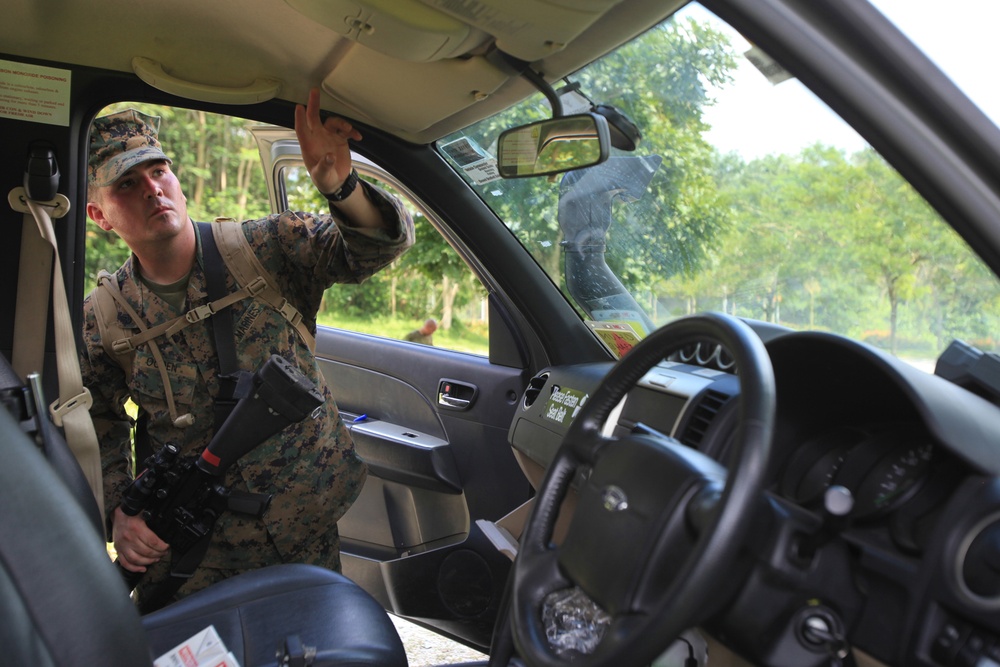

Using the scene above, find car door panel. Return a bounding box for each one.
[314,326,531,648]
[348,418,463,494]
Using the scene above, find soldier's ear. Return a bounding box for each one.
[87,201,114,231]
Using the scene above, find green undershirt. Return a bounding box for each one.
[139,270,192,312]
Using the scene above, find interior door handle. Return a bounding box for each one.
[439,395,470,409]
[438,379,477,410]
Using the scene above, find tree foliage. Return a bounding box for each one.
[666,145,1000,355]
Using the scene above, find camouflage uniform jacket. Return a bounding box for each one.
[80,181,413,574]
[404,329,434,345]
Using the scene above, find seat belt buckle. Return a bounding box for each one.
[186,303,216,323]
[49,387,93,427]
[278,635,317,667]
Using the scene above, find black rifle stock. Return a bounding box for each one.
[116,355,324,591]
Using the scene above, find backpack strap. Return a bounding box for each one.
[92,270,134,377]
[211,219,316,352]
[93,270,194,429]
[90,220,315,427]
[97,266,272,360]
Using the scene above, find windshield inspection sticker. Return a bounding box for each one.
[439,136,501,185]
[591,310,648,337]
[543,386,588,425]
[744,45,793,85]
[0,59,71,126]
[587,320,642,359]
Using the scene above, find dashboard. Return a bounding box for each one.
[508,328,1000,666]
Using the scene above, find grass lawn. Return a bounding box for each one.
[316,313,489,356]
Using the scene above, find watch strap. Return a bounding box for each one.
[323,168,359,202]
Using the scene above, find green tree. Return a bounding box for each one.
[696,142,1000,357]
[437,15,739,309]
[834,149,935,353]
[395,214,485,330]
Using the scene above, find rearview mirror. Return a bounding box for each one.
[496,113,611,178]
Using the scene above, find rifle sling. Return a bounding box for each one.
[136,531,214,615]
[198,221,245,431]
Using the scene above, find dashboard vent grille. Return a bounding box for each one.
[680,390,729,447]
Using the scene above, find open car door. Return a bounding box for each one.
[251,126,533,649]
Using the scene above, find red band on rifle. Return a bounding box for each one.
[201,450,221,468]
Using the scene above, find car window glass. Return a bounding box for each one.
[282,165,489,356]
[83,105,489,358]
[436,2,1000,368]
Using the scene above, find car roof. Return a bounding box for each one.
[0,0,681,144]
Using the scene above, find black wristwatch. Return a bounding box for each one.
[322,169,359,202]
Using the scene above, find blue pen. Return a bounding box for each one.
[353,414,368,423]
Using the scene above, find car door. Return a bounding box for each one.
[251,126,533,647]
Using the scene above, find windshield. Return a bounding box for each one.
[437,2,1000,368]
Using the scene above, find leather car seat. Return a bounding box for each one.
[0,380,408,667]
[142,564,408,666]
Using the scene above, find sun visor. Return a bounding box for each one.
[422,0,625,62]
[285,0,490,62]
[322,49,509,135]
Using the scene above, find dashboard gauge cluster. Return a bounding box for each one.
[675,340,736,371]
[779,424,935,523]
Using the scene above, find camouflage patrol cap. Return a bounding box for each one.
[88,109,171,187]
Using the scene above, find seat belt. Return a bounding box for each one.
[8,145,106,534]
[11,202,51,380]
[11,144,59,381]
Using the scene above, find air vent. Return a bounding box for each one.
[958,512,1000,610]
[522,372,549,410]
[679,389,729,447]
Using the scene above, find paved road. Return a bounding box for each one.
[390,616,488,666]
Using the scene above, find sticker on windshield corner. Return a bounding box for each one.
[587,320,642,359]
[590,310,648,337]
[543,386,588,425]
[0,59,71,126]
[744,45,793,86]
[439,136,501,184]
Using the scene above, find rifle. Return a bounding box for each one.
[116,354,324,601]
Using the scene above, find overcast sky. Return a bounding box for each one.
[699,0,1000,160]
[870,0,1000,124]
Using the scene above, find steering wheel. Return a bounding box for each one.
[511,312,776,667]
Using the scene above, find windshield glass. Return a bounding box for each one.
[436,2,1000,369]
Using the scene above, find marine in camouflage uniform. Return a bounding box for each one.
[404,318,438,345]
[80,102,413,610]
